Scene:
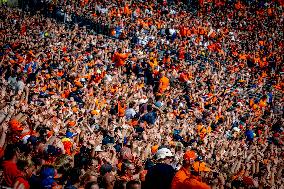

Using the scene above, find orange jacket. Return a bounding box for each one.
[171,167,191,189]
[181,175,211,189]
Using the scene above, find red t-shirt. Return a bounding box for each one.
[2,160,30,189]
[0,147,4,159]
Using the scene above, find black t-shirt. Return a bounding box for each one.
[29,175,41,189]
[144,163,175,189]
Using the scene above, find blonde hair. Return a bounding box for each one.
[54,154,72,169]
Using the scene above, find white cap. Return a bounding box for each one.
[156,148,174,160]
[139,98,148,104]
[94,145,104,152]
[233,127,241,132]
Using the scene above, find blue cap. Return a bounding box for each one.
[41,167,55,179]
[102,136,114,145]
[173,129,181,135]
[173,134,184,142]
[66,131,74,138]
[155,101,162,108]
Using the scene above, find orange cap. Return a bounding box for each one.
[72,107,78,113]
[151,145,159,154]
[9,119,23,131]
[183,150,197,161]
[68,121,76,127]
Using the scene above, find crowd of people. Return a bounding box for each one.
[0,0,283,189]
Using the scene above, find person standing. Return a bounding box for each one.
[171,150,197,189]
[172,150,211,189]
[144,148,175,189]
[1,144,30,189]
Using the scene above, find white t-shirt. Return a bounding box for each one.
[125,108,136,120]
[169,28,176,35]
[16,80,25,91]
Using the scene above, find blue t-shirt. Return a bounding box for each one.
[142,111,157,125]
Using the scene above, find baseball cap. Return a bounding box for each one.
[94,145,104,152]
[156,148,174,160]
[66,131,75,138]
[154,101,162,108]
[183,150,197,161]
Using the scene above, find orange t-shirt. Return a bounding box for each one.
[182,175,210,189]
[239,54,247,60]
[159,76,170,91]
[118,102,126,117]
[171,167,191,189]
[124,4,131,15]
[114,52,129,66]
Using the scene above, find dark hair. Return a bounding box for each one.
[129,102,135,108]
[67,167,81,185]
[126,180,141,189]
[17,158,33,171]
[4,144,18,160]
[113,180,126,189]
[120,160,133,175]
[147,105,153,112]
[74,147,92,168]
[46,145,62,156]
[57,162,73,183]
